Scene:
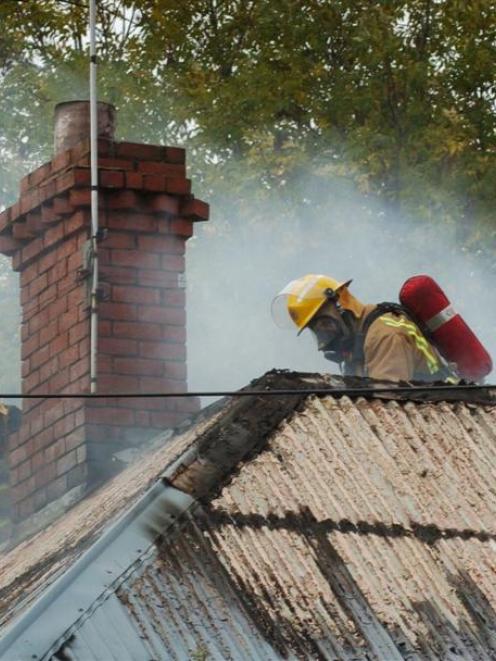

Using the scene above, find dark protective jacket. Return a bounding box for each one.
[348,304,445,382]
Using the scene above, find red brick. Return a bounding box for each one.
[0,235,22,255]
[13,223,35,241]
[44,223,65,249]
[164,361,187,380]
[39,320,58,349]
[26,210,43,234]
[139,306,185,326]
[20,189,40,215]
[161,254,185,272]
[100,170,125,188]
[99,320,112,336]
[10,444,28,467]
[69,321,89,345]
[97,374,139,392]
[162,289,185,307]
[143,174,165,192]
[111,321,160,341]
[38,180,56,205]
[21,332,40,359]
[32,450,45,472]
[139,341,186,361]
[44,438,65,465]
[54,413,75,439]
[138,161,186,177]
[38,250,57,274]
[99,265,137,285]
[41,202,58,225]
[97,157,134,170]
[39,284,58,308]
[78,338,90,359]
[139,376,186,393]
[133,270,178,289]
[99,337,138,356]
[28,308,49,335]
[51,149,72,173]
[69,357,88,383]
[112,285,160,305]
[21,262,40,287]
[50,332,69,356]
[169,218,193,238]
[116,142,164,161]
[21,238,43,264]
[113,357,163,376]
[64,210,90,236]
[53,195,74,216]
[29,272,48,298]
[30,344,50,370]
[48,260,68,286]
[101,232,135,250]
[163,147,186,164]
[125,172,143,189]
[86,407,135,425]
[21,359,30,378]
[107,212,158,233]
[65,427,85,452]
[35,463,57,489]
[48,367,70,393]
[163,325,187,344]
[23,369,40,393]
[69,189,91,207]
[106,190,139,210]
[56,450,78,476]
[111,249,159,269]
[67,251,83,273]
[180,198,209,221]
[99,301,137,321]
[17,458,32,482]
[29,162,52,187]
[39,356,59,384]
[58,308,79,334]
[163,177,191,195]
[137,235,184,254]
[148,194,180,215]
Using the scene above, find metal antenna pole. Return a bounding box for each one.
[89,0,99,393]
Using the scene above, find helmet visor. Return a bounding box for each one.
[271,293,296,329]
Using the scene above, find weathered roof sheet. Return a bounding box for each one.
[0,372,495,660]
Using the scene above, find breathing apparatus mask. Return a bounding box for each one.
[308,289,355,364]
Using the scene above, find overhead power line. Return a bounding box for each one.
[0,383,494,399]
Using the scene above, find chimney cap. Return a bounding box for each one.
[53,100,116,154]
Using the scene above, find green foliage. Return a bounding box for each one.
[0,1,494,240]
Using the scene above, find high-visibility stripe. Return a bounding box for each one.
[425,304,457,332]
[380,316,440,374]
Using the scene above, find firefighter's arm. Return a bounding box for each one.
[363,329,415,382]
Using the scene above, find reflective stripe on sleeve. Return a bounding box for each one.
[380,317,440,374]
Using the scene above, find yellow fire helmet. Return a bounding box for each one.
[271,274,364,334]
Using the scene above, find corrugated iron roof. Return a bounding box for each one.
[0,372,495,659]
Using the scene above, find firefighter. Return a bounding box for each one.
[271,274,448,382]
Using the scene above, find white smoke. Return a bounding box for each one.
[186,176,496,393]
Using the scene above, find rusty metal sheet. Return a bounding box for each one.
[196,396,496,659]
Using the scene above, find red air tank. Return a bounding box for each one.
[399,275,492,381]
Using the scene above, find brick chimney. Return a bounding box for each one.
[0,101,208,525]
